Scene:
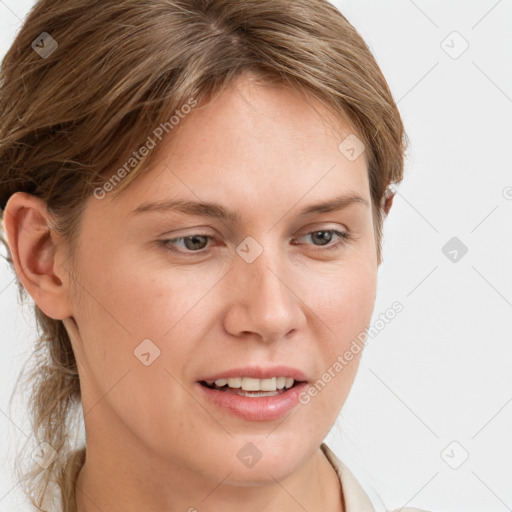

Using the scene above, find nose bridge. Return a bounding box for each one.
[247,245,286,299]
[228,235,302,341]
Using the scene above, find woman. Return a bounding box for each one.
[0,0,431,511]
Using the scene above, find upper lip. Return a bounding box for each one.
[199,366,308,384]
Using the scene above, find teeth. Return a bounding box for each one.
[213,377,296,391]
[276,377,286,389]
[260,377,276,391]
[242,377,261,391]
[226,377,241,388]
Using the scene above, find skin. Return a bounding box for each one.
[4,72,393,512]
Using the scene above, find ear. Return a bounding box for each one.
[3,192,74,320]
[383,190,394,216]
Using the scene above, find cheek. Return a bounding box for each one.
[68,255,205,453]
[74,245,207,341]
[303,260,376,408]
[69,249,220,404]
[309,260,377,346]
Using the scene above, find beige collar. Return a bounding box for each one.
[321,443,431,512]
[321,443,375,511]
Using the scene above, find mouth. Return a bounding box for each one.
[196,367,309,421]
[199,376,304,397]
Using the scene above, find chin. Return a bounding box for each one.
[205,433,314,486]
[218,459,306,488]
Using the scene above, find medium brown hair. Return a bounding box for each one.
[0,0,407,510]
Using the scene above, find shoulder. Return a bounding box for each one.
[320,443,434,512]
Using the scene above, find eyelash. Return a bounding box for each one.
[159,229,352,256]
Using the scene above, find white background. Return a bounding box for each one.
[1,1,511,511]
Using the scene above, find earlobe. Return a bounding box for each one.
[3,191,73,320]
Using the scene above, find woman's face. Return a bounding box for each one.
[64,73,378,487]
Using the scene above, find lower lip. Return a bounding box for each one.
[197,382,309,421]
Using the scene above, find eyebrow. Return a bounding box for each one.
[130,192,369,223]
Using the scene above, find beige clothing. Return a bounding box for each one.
[321,443,431,512]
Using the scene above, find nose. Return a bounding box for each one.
[222,240,307,343]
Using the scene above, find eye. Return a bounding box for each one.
[159,228,351,256]
[159,233,213,254]
[291,229,351,250]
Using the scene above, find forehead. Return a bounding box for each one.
[187,74,361,155]
[93,75,370,221]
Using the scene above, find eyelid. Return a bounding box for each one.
[294,222,348,236]
[159,225,352,256]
